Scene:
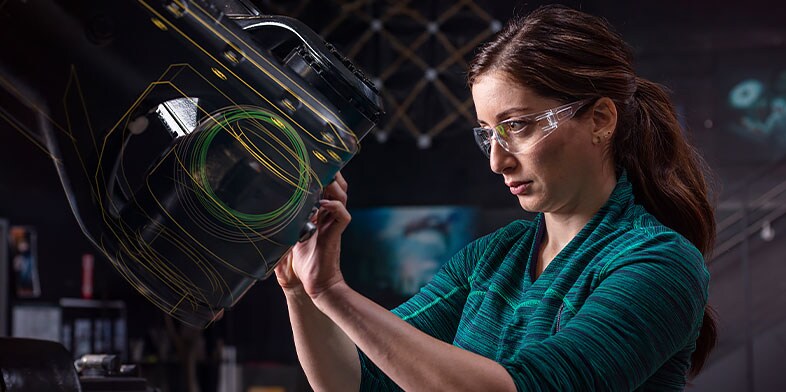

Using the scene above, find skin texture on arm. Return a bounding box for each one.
[312,281,517,392]
[274,174,360,391]
[279,285,360,391]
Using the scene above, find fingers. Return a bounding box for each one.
[316,199,352,231]
[334,171,348,192]
[322,172,348,205]
[309,172,351,241]
[324,182,347,204]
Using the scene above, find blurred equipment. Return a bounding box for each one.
[0,0,383,327]
[75,354,149,392]
[0,338,156,392]
[0,337,81,391]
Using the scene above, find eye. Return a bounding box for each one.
[508,121,523,131]
[499,119,531,137]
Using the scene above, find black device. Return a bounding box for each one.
[75,354,150,392]
[0,338,154,392]
[0,0,383,327]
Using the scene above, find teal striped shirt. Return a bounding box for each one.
[358,172,709,391]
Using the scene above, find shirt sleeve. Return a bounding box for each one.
[358,231,494,391]
[500,236,710,391]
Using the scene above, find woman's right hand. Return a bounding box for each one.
[274,172,351,297]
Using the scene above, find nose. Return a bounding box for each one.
[489,139,516,175]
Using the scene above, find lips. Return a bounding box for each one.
[507,180,533,195]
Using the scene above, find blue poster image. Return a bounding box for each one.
[342,207,476,304]
[725,70,786,151]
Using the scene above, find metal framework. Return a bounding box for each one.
[265,0,500,147]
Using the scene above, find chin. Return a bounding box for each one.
[517,196,545,213]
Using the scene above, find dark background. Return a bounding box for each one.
[2,0,786,390]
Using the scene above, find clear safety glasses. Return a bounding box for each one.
[472,99,593,158]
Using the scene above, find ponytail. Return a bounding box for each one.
[614,77,717,378]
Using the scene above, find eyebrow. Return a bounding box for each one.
[477,106,530,125]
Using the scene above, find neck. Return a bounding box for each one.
[542,170,618,254]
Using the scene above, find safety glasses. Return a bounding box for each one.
[473,99,593,158]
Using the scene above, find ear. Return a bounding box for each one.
[590,97,618,140]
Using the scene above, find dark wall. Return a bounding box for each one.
[2,0,786,367]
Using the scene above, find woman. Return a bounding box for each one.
[274,4,716,391]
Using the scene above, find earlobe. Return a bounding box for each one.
[591,97,618,141]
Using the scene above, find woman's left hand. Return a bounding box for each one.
[279,172,352,299]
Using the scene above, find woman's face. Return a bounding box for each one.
[471,72,611,215]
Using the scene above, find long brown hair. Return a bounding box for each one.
[467,5,716,378]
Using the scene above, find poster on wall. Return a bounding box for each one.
[714,50,786,163]
[724,72,786,150]
[8,225,41,298]
[342,206,477,306]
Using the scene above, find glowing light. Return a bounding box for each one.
[151,17,168,31]
[729,79,764,109]
[271,117,285,129]
[490,20,502,33]
[223,50,240,64]
[417,134,432,149]
[321,131,335,143]
[211,67,227,80]
[313,150,328,163]
[165,3,185,18]
[375,130,389,143]
[425,68,438,81]
[281,98,296,112]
